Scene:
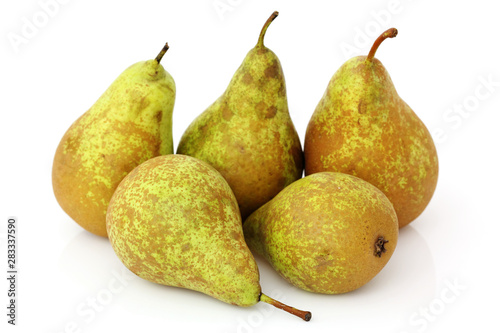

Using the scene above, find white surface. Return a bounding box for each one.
[1,0,499,332]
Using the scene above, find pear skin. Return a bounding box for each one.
[106,154,311,320]
[177,12,303,220]
[52,44,175,237]
[107,155,259,306]
[304,29,438,227]
[244,172,399,294]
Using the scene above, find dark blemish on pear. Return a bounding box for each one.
[374,236,389,257]
[156,110,162,123]
[242,73,253,85]
[279,82,286,97]
[264,61,279,79]
[255,101,266,114]
[222,105,233,121]
[200,123,209,135]
[265,106,277,118]
[358,100,367,114]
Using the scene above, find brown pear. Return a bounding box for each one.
[177,12,303,220]
[53,44,175,237]
[107,154,311,321]
[304,28,438,227]
[244,172,398,294]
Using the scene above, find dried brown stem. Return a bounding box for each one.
[366,28,398,62]
[155,43,169,64]
[257,11,279,48]
[260,293,311,321]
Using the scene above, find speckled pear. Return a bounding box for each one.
[304,28,438,228]
[52,43,175,237]
[106,155,311,321]
[244,172,399,294]
[177,12,303,220]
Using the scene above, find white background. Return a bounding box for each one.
[1,0,499,332]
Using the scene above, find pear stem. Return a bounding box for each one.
[259,293,312,321]
[155,42,169,64]
[366,28,398,63]
[257,11,279,48]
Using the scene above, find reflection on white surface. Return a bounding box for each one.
[58,230,126,287]
[250,224,437,331]
[53,222,438,331]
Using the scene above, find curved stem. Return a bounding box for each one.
[260,293,312,321]
[257,11,279,48]
[155,42,169,64]
[366,28,398,63]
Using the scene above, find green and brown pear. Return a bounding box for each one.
[52,43,175,237]
[106,154,311,321]
[244,172,398,294]
[304,28,438,228]
[177,12,303,220]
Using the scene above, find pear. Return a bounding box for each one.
[106,154,311,321]
[177,12,303,220]
[304,28,438,228]
[52,43,175,237]
[244,172,399,294]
